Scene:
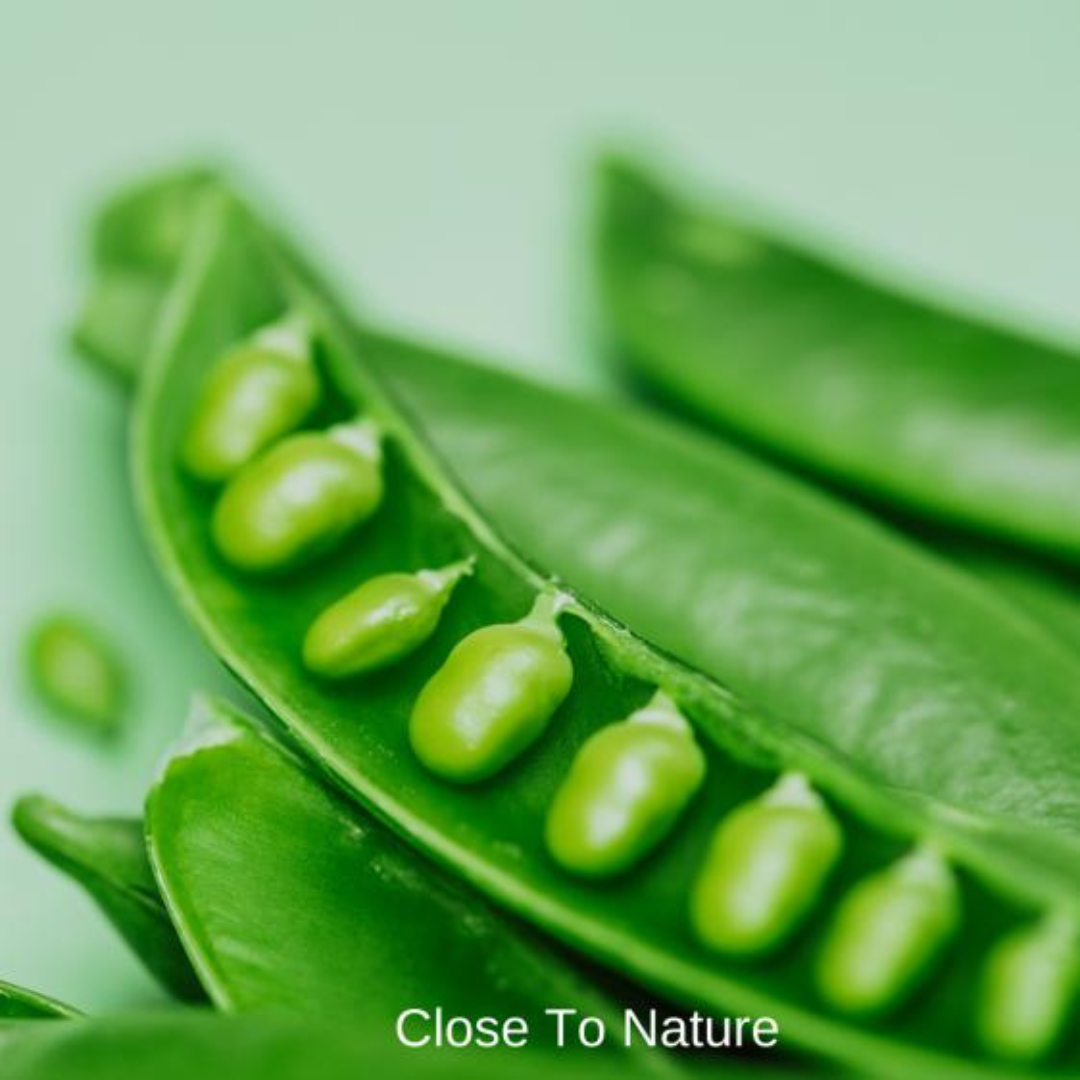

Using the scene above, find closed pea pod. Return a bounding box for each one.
[181,313,320,483]
[409,592,573,783]
[816,846,960,1018]
[545,690,705,877]
[690,773,842,957]
[976,913,1079,1063]
[25,614,127,735]
[211,419,383,573]
[302,558,475,679]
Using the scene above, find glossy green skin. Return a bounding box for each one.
[11,796,203,1002]
[0,981,78,1020]
[0,1013,691,1080]
[546,710,706,877]
[303,567,464,679]
[816,854,960,1019]
[92,170,1080,1077]
[690,791,842,957]
[24,614,126,735]
[148,697,629,1046]
[409,607,573,783]
[598,158,1080,561]
[211,430,383,573]
[181,342,319,483]
[976,920,1079,1063]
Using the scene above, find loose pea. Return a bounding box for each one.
[302,559,475,679]
[25,614,127,735]
[181,313,320,483]
[816,846,959,1018]
[211,419,384,573]
[976,914,1078,1063]
[690,773,842,957]
[409,592,573,783]
[545,690,705,877]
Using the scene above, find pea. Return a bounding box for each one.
[690,773,842,957]
[976,913,1078,1063]
[816,847,959,1018]
[211,420,383,573]
[409,592,573,783]
[302,559,475,679]
[25,614,127,735]
[545,690,705,877]
[181,314,320,483]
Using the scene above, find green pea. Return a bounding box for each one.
[25,614,127,735]
[690,773,842,957]
[976,913,1078,1063]
[816,847,959,1018]
[181,314,320,483]
[211,420,384,573]
[302,559,475,679]
[409,592,573,783]
[545,690,705,877]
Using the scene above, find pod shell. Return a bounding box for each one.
[546,701,705,877]
[181,342,319,483]
[690,780,842,956]
[303,566,467,679]
[211,430,383,573]
[409,606,573,783]
[816,851,959,1018]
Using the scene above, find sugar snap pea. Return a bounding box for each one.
[109,173,1080,1077]
[596,156,1080,562]
[11,796,202,1002]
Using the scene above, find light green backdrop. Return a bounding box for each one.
[2,0,1079,1011]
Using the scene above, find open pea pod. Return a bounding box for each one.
[596,156,1080,563]
[145,693,645,1053]
[77,170,1080,848]
[0,982,79,1021]
[122,179,1080,1077]
[11,797,203,1002]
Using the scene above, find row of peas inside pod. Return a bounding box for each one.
[179,310,1080,1066]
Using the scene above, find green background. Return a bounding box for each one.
[3,0,1079,1012]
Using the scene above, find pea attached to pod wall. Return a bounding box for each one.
[180,312,320,483]
[976,912,1079,1063]
[302,558,476,679]
[409,592,573,783]
[211,419,384,574]
[816,846,960,1018]
[25,613,127,736]
[690,773,842,957]
[545,690,706,877]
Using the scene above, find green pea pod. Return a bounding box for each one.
[145,694,638,1053]
[0,981,79,1020]
[596,156,1080,562]
[11,796,203,1002]
[114,173,1080,1077]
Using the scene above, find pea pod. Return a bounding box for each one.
[117,173,1080,1077]
[596,156,1080,562]
[0,981,78,1020]
[11,796,202,1002]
